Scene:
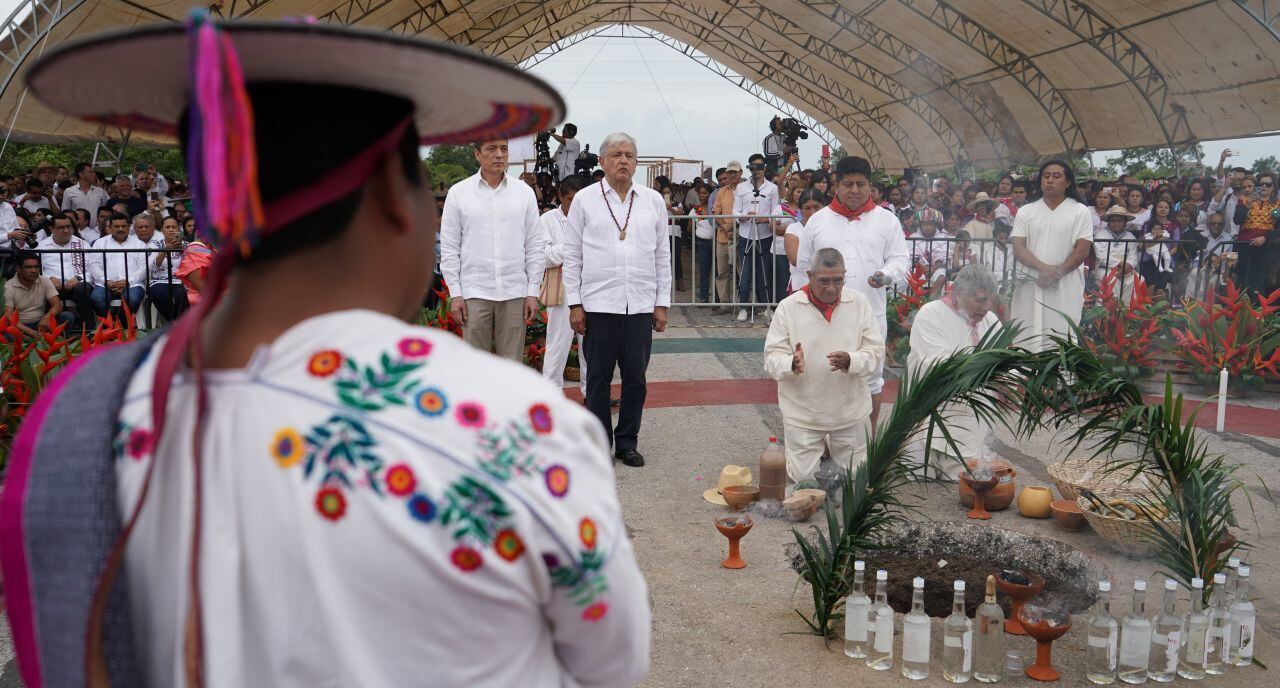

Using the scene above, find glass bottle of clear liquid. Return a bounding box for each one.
[1149,579,1182,682]
[1177,577,1208,680]
[943,579,973,683]
[1227,565,1255,667]
[902,576,931,680]
[1118,579,1152,684]
[845,560,870,659]
[1225,556,1240,595]
[867,569,895,671]
[1205,573,1229,676]
[972,574,1003,683]
[1087,580,1119,685]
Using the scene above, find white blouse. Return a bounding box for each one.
[114,310,651,687]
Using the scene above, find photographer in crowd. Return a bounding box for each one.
[549,123,581,181]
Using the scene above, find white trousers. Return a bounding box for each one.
[782,419,869,486]
[543,303,587,390]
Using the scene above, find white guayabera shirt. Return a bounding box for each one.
[439,172,544,302]
[114,310,651,687]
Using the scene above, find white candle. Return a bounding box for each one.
[1216,368,1228,432]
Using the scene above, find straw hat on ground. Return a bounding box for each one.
[703,465,753,505]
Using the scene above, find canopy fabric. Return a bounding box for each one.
[1,0,1277,170]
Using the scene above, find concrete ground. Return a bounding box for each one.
[0,304,1275,687]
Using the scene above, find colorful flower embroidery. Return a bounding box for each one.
[408,494,436,523]
[528,403,553,434]
[126,428,155,461]
[582,602,609,622]
[451,545,483,572]
[271,428,305,468]
[579,518,597,550]
[494,529,525,562]
[455,402,487,429]
[307,350,343,378]
[385,464,416,496]
[476,420,542,481]
[440,475,512,544]
[333,352,424,412]
[316,487,347,521]
[546,546,609,618]
[544,465,570,498]
[397,337,433,359]
[414,388,448,417]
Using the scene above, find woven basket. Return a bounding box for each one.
[1075,492,1175,555]
[1048,458,1153,501]
[564,366,580,382]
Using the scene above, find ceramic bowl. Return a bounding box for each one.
[722,485,760,510]
[783,493,821,521]
[1050,499,1087,531]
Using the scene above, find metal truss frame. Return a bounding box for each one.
[897,0,1087,157]
[517,23,838,149]
[90,125,131,174]
[0,0,88,100]
[1234,0,1280,41]
[1018,0,1193,148]
[315,0,397,25]
[787,0,1007,167]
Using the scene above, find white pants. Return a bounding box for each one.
[782,419,869,486]
[543,303,586,390]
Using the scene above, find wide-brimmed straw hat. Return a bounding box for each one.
[703,465,753,505]
[25,21,564,146]
[967,192,998,209]
[1103,205,1135,221]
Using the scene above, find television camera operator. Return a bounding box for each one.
[763,116,808,178]
[549,123,581,181]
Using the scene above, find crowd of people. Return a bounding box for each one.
[0,160,212,333]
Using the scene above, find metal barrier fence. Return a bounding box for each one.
[11,246,186,330]
[662,214,1245,312]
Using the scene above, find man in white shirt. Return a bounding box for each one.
[733,153,780,321]
[19,178,56,215]
[564,132,672,468]
[439,139,543,362]
[1092,205,1139,302]
[763,248,882,484]
[35,212,91,327]
[86,211,147,315]
[60,162,111,214]
[549,123,581,181]
[796,155,910,427]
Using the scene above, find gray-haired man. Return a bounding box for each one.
[563,132,672,467]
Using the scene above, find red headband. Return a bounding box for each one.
[262,115,413,232]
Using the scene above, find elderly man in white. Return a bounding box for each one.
[764,247,883,485]
[907,265,1002,477]
[796,155,909,428]
[564,132,672,468]
[439,139,543,362]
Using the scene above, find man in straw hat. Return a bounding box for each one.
[963,191,998,241]
[0,16,649,687]
[764,247,883,485]
[1093,205,1140,302]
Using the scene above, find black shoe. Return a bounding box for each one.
[614,448,645,467]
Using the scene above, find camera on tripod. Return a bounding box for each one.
[574,145,599,177]
[779,117,808,146]
[534,130,555,178]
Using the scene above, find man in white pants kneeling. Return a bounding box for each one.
[540,175,587,393]
[763,247,883,485]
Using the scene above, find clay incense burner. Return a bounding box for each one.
[959,458,1016,510]
[995,569,1046,635]
[715,514,754,569]
[1018,604,1073,682]
[961,472,1000,520]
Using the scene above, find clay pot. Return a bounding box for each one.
[1018,486,1054,518]
[783,493,822,521]
[1050,499,1087,531]
[958,459,1016,510]
[722,485,759,511]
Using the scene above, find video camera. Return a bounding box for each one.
[779,117,808,146]
[534,130,555,178]
[574,145,599,177]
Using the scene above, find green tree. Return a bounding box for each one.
[1250,155,1278,175]
[428,162,471,187]
[426,144,478,175]
[0,142,187,181]
[1105,144,1204,179]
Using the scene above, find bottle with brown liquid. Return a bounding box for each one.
[759,436,786,502]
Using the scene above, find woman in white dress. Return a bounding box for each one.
[1010,161,1095,351]
[540,174,588,390]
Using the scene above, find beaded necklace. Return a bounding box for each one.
[600,180,636,240]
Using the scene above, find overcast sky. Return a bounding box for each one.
[1,6,1274,178]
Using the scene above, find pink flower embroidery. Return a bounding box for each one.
[529,403,553,434]
[126,428,155,461]
[397,337,432,359]
[455,402,487,429]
